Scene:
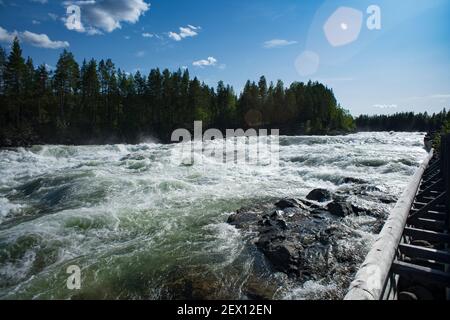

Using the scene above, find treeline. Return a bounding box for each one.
[356,110,450,132]
[0,37,354,147]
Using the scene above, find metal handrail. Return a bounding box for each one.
[345,150,434,300]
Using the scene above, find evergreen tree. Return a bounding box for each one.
[34,64,51,124]
[4,37,26,126]
[0,38,362,146]
[0,46,7,95]
[53,50,80,127]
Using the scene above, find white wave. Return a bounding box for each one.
[0,132,427,299]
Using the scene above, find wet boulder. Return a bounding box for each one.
[326,201,355,217]
[256,236,301,275]
[227,204,271,229]
[275,198,302,209]
[306,189,333,202]
[228,200,337,278]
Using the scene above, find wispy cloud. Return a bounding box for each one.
[318,77,354,82]
[169,25,200,41]
[48,13,58,21]
[263,39,297,48]
[373,104,398,109]
[135,50,145,58]
[193,56,217,68]
[430,94,450,99]
[404,94,450,101]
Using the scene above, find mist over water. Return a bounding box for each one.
[0,132,427,300]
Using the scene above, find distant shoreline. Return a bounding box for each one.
[0,129,428,149]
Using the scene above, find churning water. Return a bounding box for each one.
[0,132,427,300]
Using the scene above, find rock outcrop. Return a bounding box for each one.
[227,184,394,282]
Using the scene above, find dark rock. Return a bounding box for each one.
[378,195,397,204]
[275,198,301,209]
[296,198,324,210]
[228,200,338,278]
[256,235,301,275]
[350,204,368,216]
[342,177,367,185]
[120,153,146,161]
[306,189,333,202]
[227,211,260,229]
[270,210,284,219]
[326,201,354,217]
[360,185,382,192]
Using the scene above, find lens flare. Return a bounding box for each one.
[295,50,320,77]
[323,7,363,47]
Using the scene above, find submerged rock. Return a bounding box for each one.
[120,153,147,161]
[161,264,283,300]
[342,177,368,185]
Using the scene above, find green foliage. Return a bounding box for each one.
[433,119,450,151]
[0,39,355,146]
[356,110,449,132]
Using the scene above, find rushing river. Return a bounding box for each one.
[0,132,427,300]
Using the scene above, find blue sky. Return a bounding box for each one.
[0,0,449,116]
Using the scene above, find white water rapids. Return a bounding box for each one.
[0,132,427,299]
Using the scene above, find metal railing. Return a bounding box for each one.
[345,150,434,300]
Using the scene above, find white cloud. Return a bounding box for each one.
[193,56,217,68]
[21,31,70,49]
[142,32,153,38]
[169,25,200,41]
[0,25,69,49]
[32,20,41,25]
[0,26,17,43]
[168,32,182,41]
[263,39,298,48]
[31,0,48,4]
[63,0,150,34]
[373,104,398,109]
